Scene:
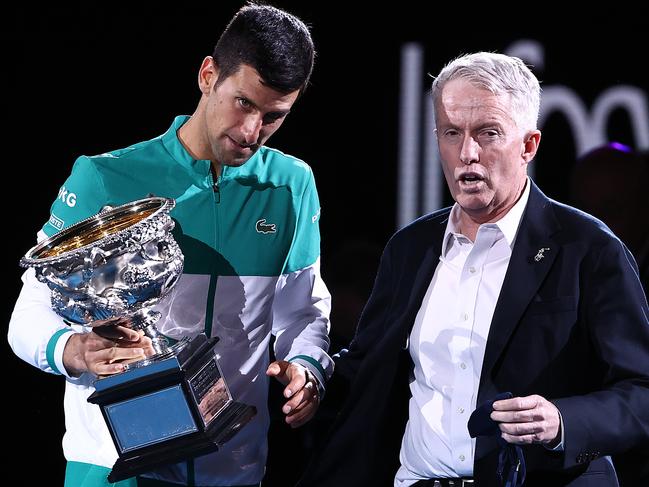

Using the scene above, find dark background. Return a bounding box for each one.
[5,2,648,484]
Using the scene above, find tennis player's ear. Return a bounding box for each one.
[199,56,219,96]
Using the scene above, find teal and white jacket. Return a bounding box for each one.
[8,116,333,486]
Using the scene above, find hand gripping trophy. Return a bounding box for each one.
[20,197,255,482]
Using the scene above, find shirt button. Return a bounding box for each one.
[458,407,465,414]
[459,454,466,461]
[462,313,469,321]
[460,362,467,370]
[469,266,476,273]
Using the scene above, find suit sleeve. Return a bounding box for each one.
[8,156,108,378]
[554,237,649,468]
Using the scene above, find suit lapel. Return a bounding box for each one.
[479,183,561,395]
[402,214,449,336]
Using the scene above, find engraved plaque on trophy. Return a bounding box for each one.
[20,197,256,482]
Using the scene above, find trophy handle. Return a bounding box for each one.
[83,247,108,282]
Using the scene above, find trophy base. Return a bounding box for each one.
[108,400,256,482]
[123,337,191,371]
[88,333,257,483]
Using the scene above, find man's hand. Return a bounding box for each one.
[63,318,154,377]
[266,360,319,428]
[490,394,561,446]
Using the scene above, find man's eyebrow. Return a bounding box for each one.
[235,91,292,117]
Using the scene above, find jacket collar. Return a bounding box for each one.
[160,116,212,185]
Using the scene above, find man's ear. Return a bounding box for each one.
[198,56,219,96]
[522,130,542,163]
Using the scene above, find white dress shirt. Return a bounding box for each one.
[395,180,531,486]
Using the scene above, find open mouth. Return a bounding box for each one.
[459,173,484,184]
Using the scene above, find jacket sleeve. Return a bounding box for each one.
[8,265,82,378]
[554,237,649,468]
[7,156,108,378]
[272,168,333,393]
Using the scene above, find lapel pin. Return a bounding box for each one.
[534,247,550,262]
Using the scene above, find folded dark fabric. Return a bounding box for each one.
[467,392,513,437]
[468,392,526,487]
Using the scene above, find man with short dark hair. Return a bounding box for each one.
[9,4,331,486]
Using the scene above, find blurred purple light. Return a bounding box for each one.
[607,141,633,153]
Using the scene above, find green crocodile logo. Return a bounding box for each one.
[256,219,277,234]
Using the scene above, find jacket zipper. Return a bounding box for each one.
[205,164,221,339]
[212,172,221,204]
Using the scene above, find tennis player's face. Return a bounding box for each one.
[202,61,299,168]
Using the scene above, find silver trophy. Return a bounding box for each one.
[21,197,187,360]
[20,197,255,482]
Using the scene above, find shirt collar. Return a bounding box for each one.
[441,177,531,256]
[161,115,212,180]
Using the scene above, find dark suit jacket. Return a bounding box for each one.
[299,182,649,487]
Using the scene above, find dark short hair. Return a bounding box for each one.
[212,2,315,95]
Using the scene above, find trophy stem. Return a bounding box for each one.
[124,308,192,372]
[143,324,170,355]
[131,310,169,354]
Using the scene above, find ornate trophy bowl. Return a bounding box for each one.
[20,197,255,482]
[20,196,186,362]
